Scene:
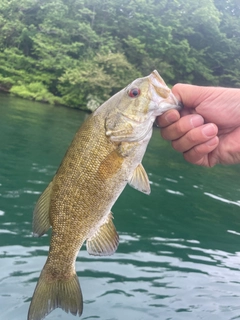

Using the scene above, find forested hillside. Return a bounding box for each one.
[0,0,239,109]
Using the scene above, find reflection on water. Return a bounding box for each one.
[1,94,240,320]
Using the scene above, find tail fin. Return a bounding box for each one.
[28,269,83,320]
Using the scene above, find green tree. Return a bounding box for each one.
[0,0,240,109]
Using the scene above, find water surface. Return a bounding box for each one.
[1,94,240,320]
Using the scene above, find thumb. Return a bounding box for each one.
[172,83,213,110]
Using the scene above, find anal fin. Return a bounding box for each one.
[32,181,53,237]
[128,163,150,195]
[86,212,119,256]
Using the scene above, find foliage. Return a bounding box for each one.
[58,52,141,108]
[10,82,63,104]
[0,0,239,109]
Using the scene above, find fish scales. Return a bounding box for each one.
[28,70,181,320]
[49,115,125,265]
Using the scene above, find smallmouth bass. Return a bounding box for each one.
[28,70,181,320]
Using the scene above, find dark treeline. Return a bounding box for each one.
[0,0,240,110]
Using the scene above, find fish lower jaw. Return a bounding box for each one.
[150,101,179,117]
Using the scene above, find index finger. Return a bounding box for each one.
[157,109,180,128]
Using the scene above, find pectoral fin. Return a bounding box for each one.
[32,181,53,237]
[128,163,150,195]
[105,114,153,143]
[86,212,119,256]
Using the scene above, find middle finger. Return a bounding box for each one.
[161,114,204,141]
[171,123,218,153]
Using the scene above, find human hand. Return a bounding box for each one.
[157,84,240,167]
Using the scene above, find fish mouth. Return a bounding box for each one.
[149,70,183,116]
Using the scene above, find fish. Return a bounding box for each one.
[28,70,181,320]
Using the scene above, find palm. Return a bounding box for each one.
[186,103,240,166]
[207,128,240,166]
[194,101,240,130]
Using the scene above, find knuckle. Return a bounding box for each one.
[175,121,186,135]
[171,140,182,152]
[184,153,205,166]
[183,150,201,165]
[192,145,204,156]
[160,128,171,140]
[183,144,209,167]
[187,129,198,144]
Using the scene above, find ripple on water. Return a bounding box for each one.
[2,235,240,320]
[204,192,240,207]
[27,180,46,185]
[165,189,184,196]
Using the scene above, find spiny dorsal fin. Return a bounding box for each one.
[86,212,119,256]
[128,163,150,195]
[32,181,53,237]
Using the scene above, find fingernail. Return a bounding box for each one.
[202,124,217,137]
[165,112,179,124]
[190,115,204,128]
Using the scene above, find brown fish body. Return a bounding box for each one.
[28,71,181,320]
[47,112,145,274]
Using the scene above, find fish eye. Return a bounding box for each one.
[128,88,141,98]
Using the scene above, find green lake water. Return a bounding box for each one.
[1,93,240,320]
